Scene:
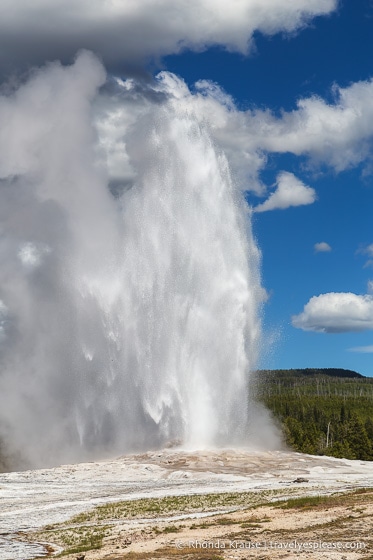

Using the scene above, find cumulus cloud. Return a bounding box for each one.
[292,292,373,333]
[208,76,373,182]
[348,345,373,353]
[314,242,332,252]
[254,172,316,212]
[218,77,373,178]
[0,0,337,77]
[251,79,373,172]
[169,77,373,181]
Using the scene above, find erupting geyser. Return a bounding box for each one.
[0,52,265,468]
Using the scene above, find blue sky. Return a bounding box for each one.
[162,1,373,376]
[0,0,373,378]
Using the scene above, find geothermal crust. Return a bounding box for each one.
[1,448,373,559]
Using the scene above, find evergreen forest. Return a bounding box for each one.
[253,368,373,461]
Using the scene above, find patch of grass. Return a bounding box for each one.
[239,515,271,526]
[277,494,327,509]
[161,525,182,534]
[120,549,225,560]
[214,517,237,526]
[32,524,111,557]
[276,488,373,511]
[352,487,371,495]
[66,489,288,525]
[190,521,215,529]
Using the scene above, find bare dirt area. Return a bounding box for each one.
[1,449,373,560]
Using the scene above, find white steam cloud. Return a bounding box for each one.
[0,52,277,468]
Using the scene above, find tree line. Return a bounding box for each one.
[253,368,373,460]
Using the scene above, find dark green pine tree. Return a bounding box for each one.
[365,417,373,441]
[345,414,373,460]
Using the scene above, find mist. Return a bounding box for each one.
[0,52,282,469]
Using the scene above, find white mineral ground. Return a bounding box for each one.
[1,449,373,559]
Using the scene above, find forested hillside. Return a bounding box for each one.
[253,368,373,460]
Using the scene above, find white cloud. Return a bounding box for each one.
[254,172,316,212]
[180,78,373,180]
[292,292,373,333]
[0,0,337,76]
[356,243,373,269]
[214,77,373,179]
[314,242,332,252]
[368,280,373,294]
[358,243,373,257]
[348,345,373,353]
[251,79,373,171]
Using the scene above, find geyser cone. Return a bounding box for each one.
[0,55,264,468]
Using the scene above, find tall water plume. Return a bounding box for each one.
[0,52,265,468]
